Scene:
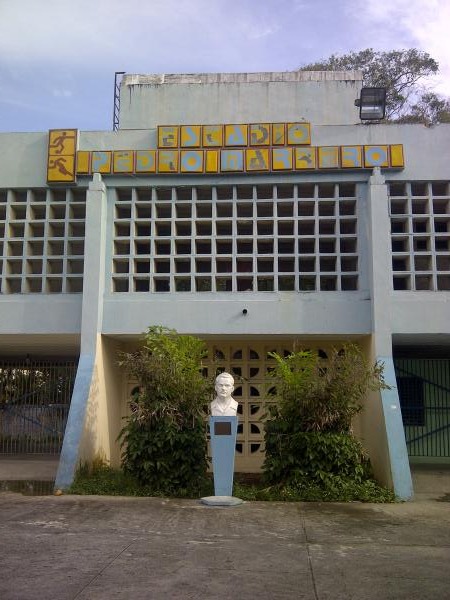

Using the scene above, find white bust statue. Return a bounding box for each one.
[210,372,238,417]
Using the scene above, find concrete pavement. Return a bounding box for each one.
[0,455,59,480]
[0,491,449,600]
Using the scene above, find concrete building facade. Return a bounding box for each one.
[1,71,449,499]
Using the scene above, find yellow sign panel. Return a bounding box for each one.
[74,144,405,176]
[250,124,271,146]
[47,129,77,183]
[158,126,179,148]
[135,150,156,173]
[221,149,244,172]
[224,124,248,147]
[246,148,270,171]
[113,151,134,173]
[364,145,389,168]
[180,125,201,148]
[318,146,340,169]
[202,125,223,147]
[295,147,316,170]
[49,129,76,155]
[205,150,219,172]
[272,148,293,170]
[158,150,179,173]
[76,151,90,174]
[92,151,112,174]
[50,122,405,181]
[341,146,362,168]
[272,123,286,145]
[180,150,204,173]
[287,123,311,146]
[390,144,405,168]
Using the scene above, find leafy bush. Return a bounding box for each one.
[266,344,388,433]
[118,326,213,495]
[263,344,391,494]
[264,430,371,485]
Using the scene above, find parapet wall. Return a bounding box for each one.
[119,71,364,129]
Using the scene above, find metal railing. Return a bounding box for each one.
[395,359,450,457]
[113,71,125,131]
[0,360,77,454]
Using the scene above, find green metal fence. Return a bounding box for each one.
[394,359,450,458]
[0,359,77,454]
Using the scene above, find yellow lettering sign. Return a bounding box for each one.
[56,123,404,182]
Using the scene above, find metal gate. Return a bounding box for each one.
[395,359,450,458]
[0,359,77,454]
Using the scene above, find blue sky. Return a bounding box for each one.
[0,0,449,132]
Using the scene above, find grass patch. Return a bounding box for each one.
[234,477,397,503]
[69,464,396,502]
[69,463,213,498]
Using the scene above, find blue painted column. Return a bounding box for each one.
[365,168,413,500]
[55,173,107,490]
[378,357,414,499]
[54,354,95,488]
[209,416,238,496]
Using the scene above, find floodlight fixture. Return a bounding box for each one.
[355,87,387,120]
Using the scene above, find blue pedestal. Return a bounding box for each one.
[209,416,238,497]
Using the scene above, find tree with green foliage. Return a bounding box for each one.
[118,326,213,495]
[263,344,389,494]
[396,91,450,124]
[300,48,450,124]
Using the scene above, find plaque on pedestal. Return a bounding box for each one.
[200,416,243,506]
[210,415,237,496]
[200,373,243,506]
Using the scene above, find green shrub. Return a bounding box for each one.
[120,417,209,495]
[263,430,371,484]
[118,326,213,495]
[266,344,388,433]
[263,344,391,495]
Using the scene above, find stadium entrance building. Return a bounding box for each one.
[1,71,449,499]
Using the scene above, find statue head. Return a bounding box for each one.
[214,372,234,401]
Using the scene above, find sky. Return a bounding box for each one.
[0,0,449,133]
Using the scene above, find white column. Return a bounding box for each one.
[55,174,107,489]
[365,167,413,499]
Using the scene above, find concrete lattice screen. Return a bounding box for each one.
[111,183,359,294]
[0,188,86,295]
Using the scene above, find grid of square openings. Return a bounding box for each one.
[0,188,86,294]
[389,181,450,291]
[112,183,359,293]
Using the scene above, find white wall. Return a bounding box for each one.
[119,71,364,128]
[102,295,371,337]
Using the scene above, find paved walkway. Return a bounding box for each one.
[0,490,449,600]
[0,455,59,480]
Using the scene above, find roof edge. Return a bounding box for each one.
[122,71,363,86]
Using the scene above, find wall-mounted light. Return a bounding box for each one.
[355,87,386,120]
